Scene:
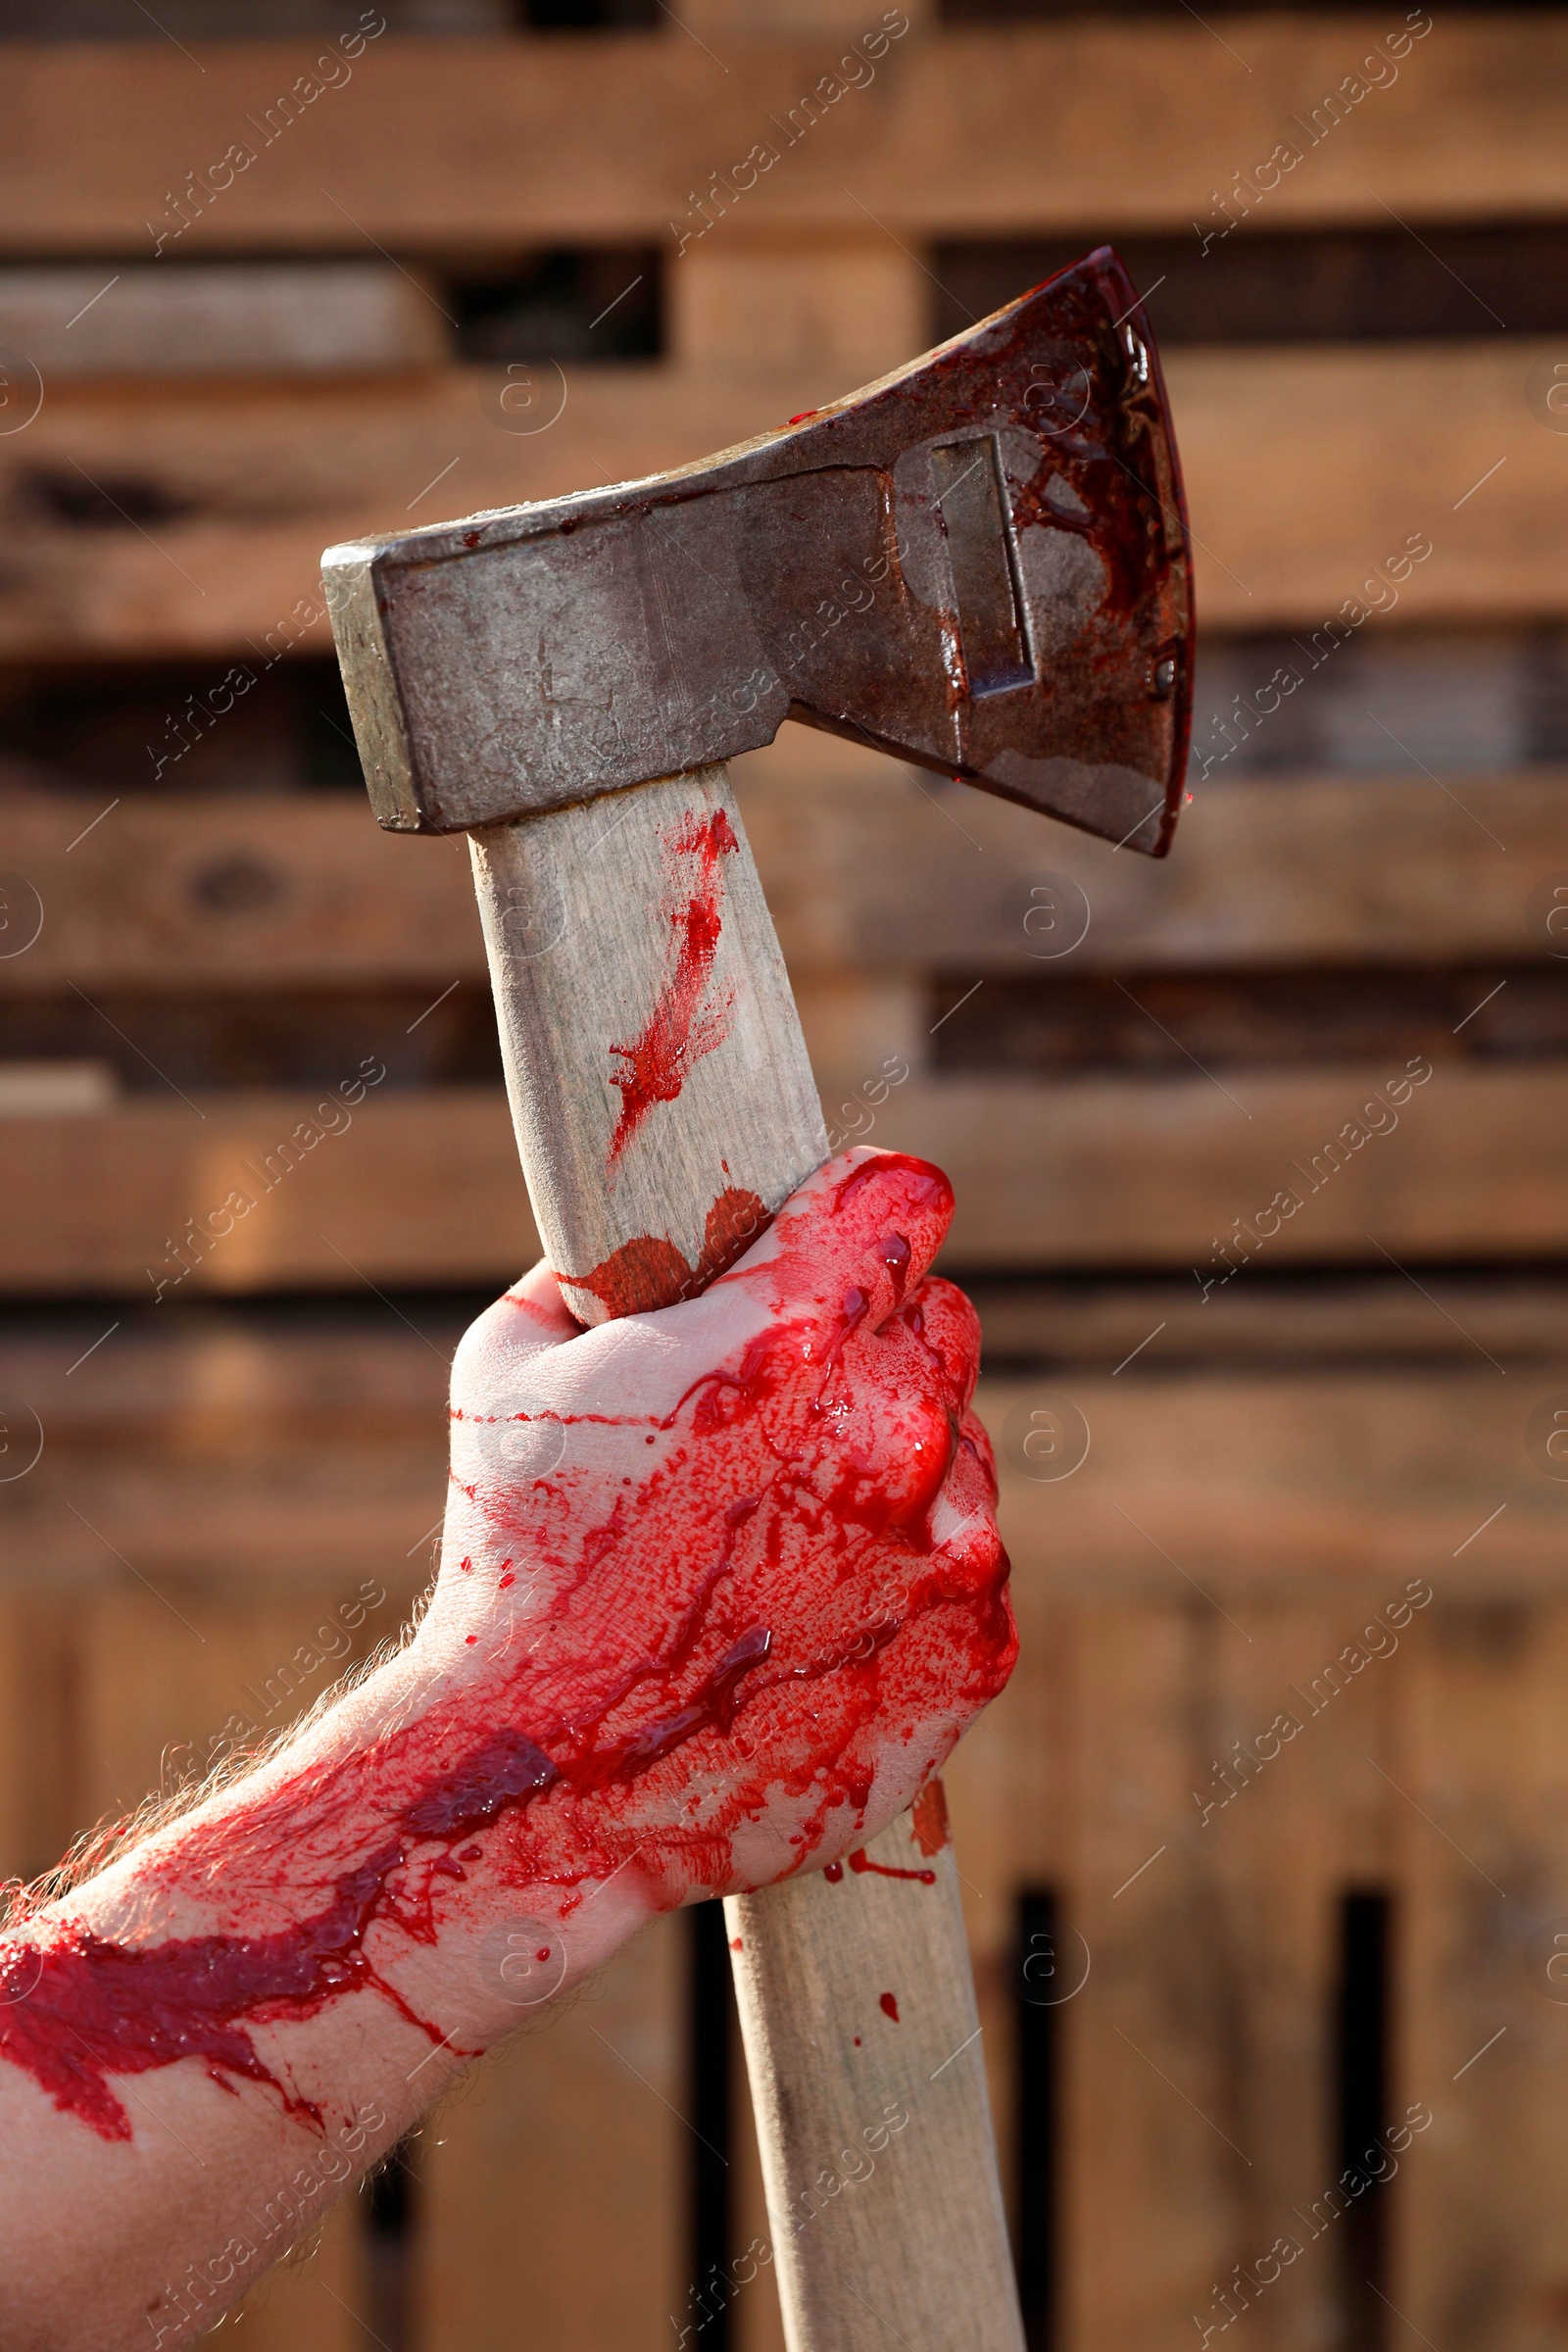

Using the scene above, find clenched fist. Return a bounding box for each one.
[423,1145,1016,1914]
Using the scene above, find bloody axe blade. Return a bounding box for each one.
[330,246,1193,860]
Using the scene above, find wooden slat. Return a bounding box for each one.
[0,1316,452,1585]
[741,755,1567,977]
[0,774,484,991]
[1069,1601,1241,2352]
[0,1083,536,1294]
[0,1592,74,1886]
[5,767,1562,991]
[416,1915,685,2352]
[1398,1599,1568,2351]
[673,235,925,385]
[76,1580,416,1823]
[968,1273,1568,1368]
[11,1322,1566,1606]
[964,1582,1423,2352]
[893,1065,1568,1271]
[0,339,1564,651]
[5,1060,1568,1292]
[1165,338,1568,629]
[1200,1604,1345,2352]
[937,1567,1076,2259]
[0,23,1562,250]
[0,262,445,374]
[11,1333,1564,1619]
[980,1364,1568,1604]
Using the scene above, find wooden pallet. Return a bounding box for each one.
[2,9,1567,2349]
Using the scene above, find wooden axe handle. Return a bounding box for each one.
[467,765,1022,2352]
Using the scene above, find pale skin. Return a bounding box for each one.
[0,1152,1014,2351]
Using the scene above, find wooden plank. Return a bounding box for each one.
[937,1566,1077,2253]
[0,339,1564,652]
[1022,1589,1427,2352]
[416,1914,685,2352]
[0,262,445,374]
[968,1274,1568,1369]
[671,235,925,384]
[11,1326,1566,1610]
[7,1060,1568,1292]
[0,1315,452,1586]
[75,1580,416,1826]
[979,1363,1568,1606]
[1397,1598,1568,2352]
[0,23,1562,251]
[11,1317,1567,1592]
[0,773,485,992]
[5,767,1564,991]
[893,1064,1568,1272]
[0,1082,537,1295]
[0,1593,74,1886]
[1165,338,1568,630]
[738,755,1568,978]
[1069,1600,1240,2352]
[1203,1598,1419,2352]
[11,1325,1566,1625]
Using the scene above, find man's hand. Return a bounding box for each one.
[0,1149,1011,2350]
[420,1145,1014,1922]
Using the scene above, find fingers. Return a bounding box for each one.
[713,1149,957,1340]
[768,1271,986,1553]
[900,1275,983,1413]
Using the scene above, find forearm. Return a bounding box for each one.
[0,1635,650,2352]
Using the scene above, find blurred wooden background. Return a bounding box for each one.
[2,2,1568,2347]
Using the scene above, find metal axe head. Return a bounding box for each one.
[324,247,1193,858]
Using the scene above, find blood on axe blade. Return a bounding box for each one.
[328,246,1193,859]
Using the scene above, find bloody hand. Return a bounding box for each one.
[426,1145,1016,1913]
[0,1150,1012,2143]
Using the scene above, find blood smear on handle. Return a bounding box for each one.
[561,1186,769,1320]
[606,808,739,1168]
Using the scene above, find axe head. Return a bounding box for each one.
[324,247,1193,858]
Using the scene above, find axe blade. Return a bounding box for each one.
[325,246,1194,858]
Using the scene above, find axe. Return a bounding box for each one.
[323,247,1192,2352]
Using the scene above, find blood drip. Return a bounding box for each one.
[847,1848,936,1886]
[880,1992,900,2023]
[0,1153,1013,2141]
